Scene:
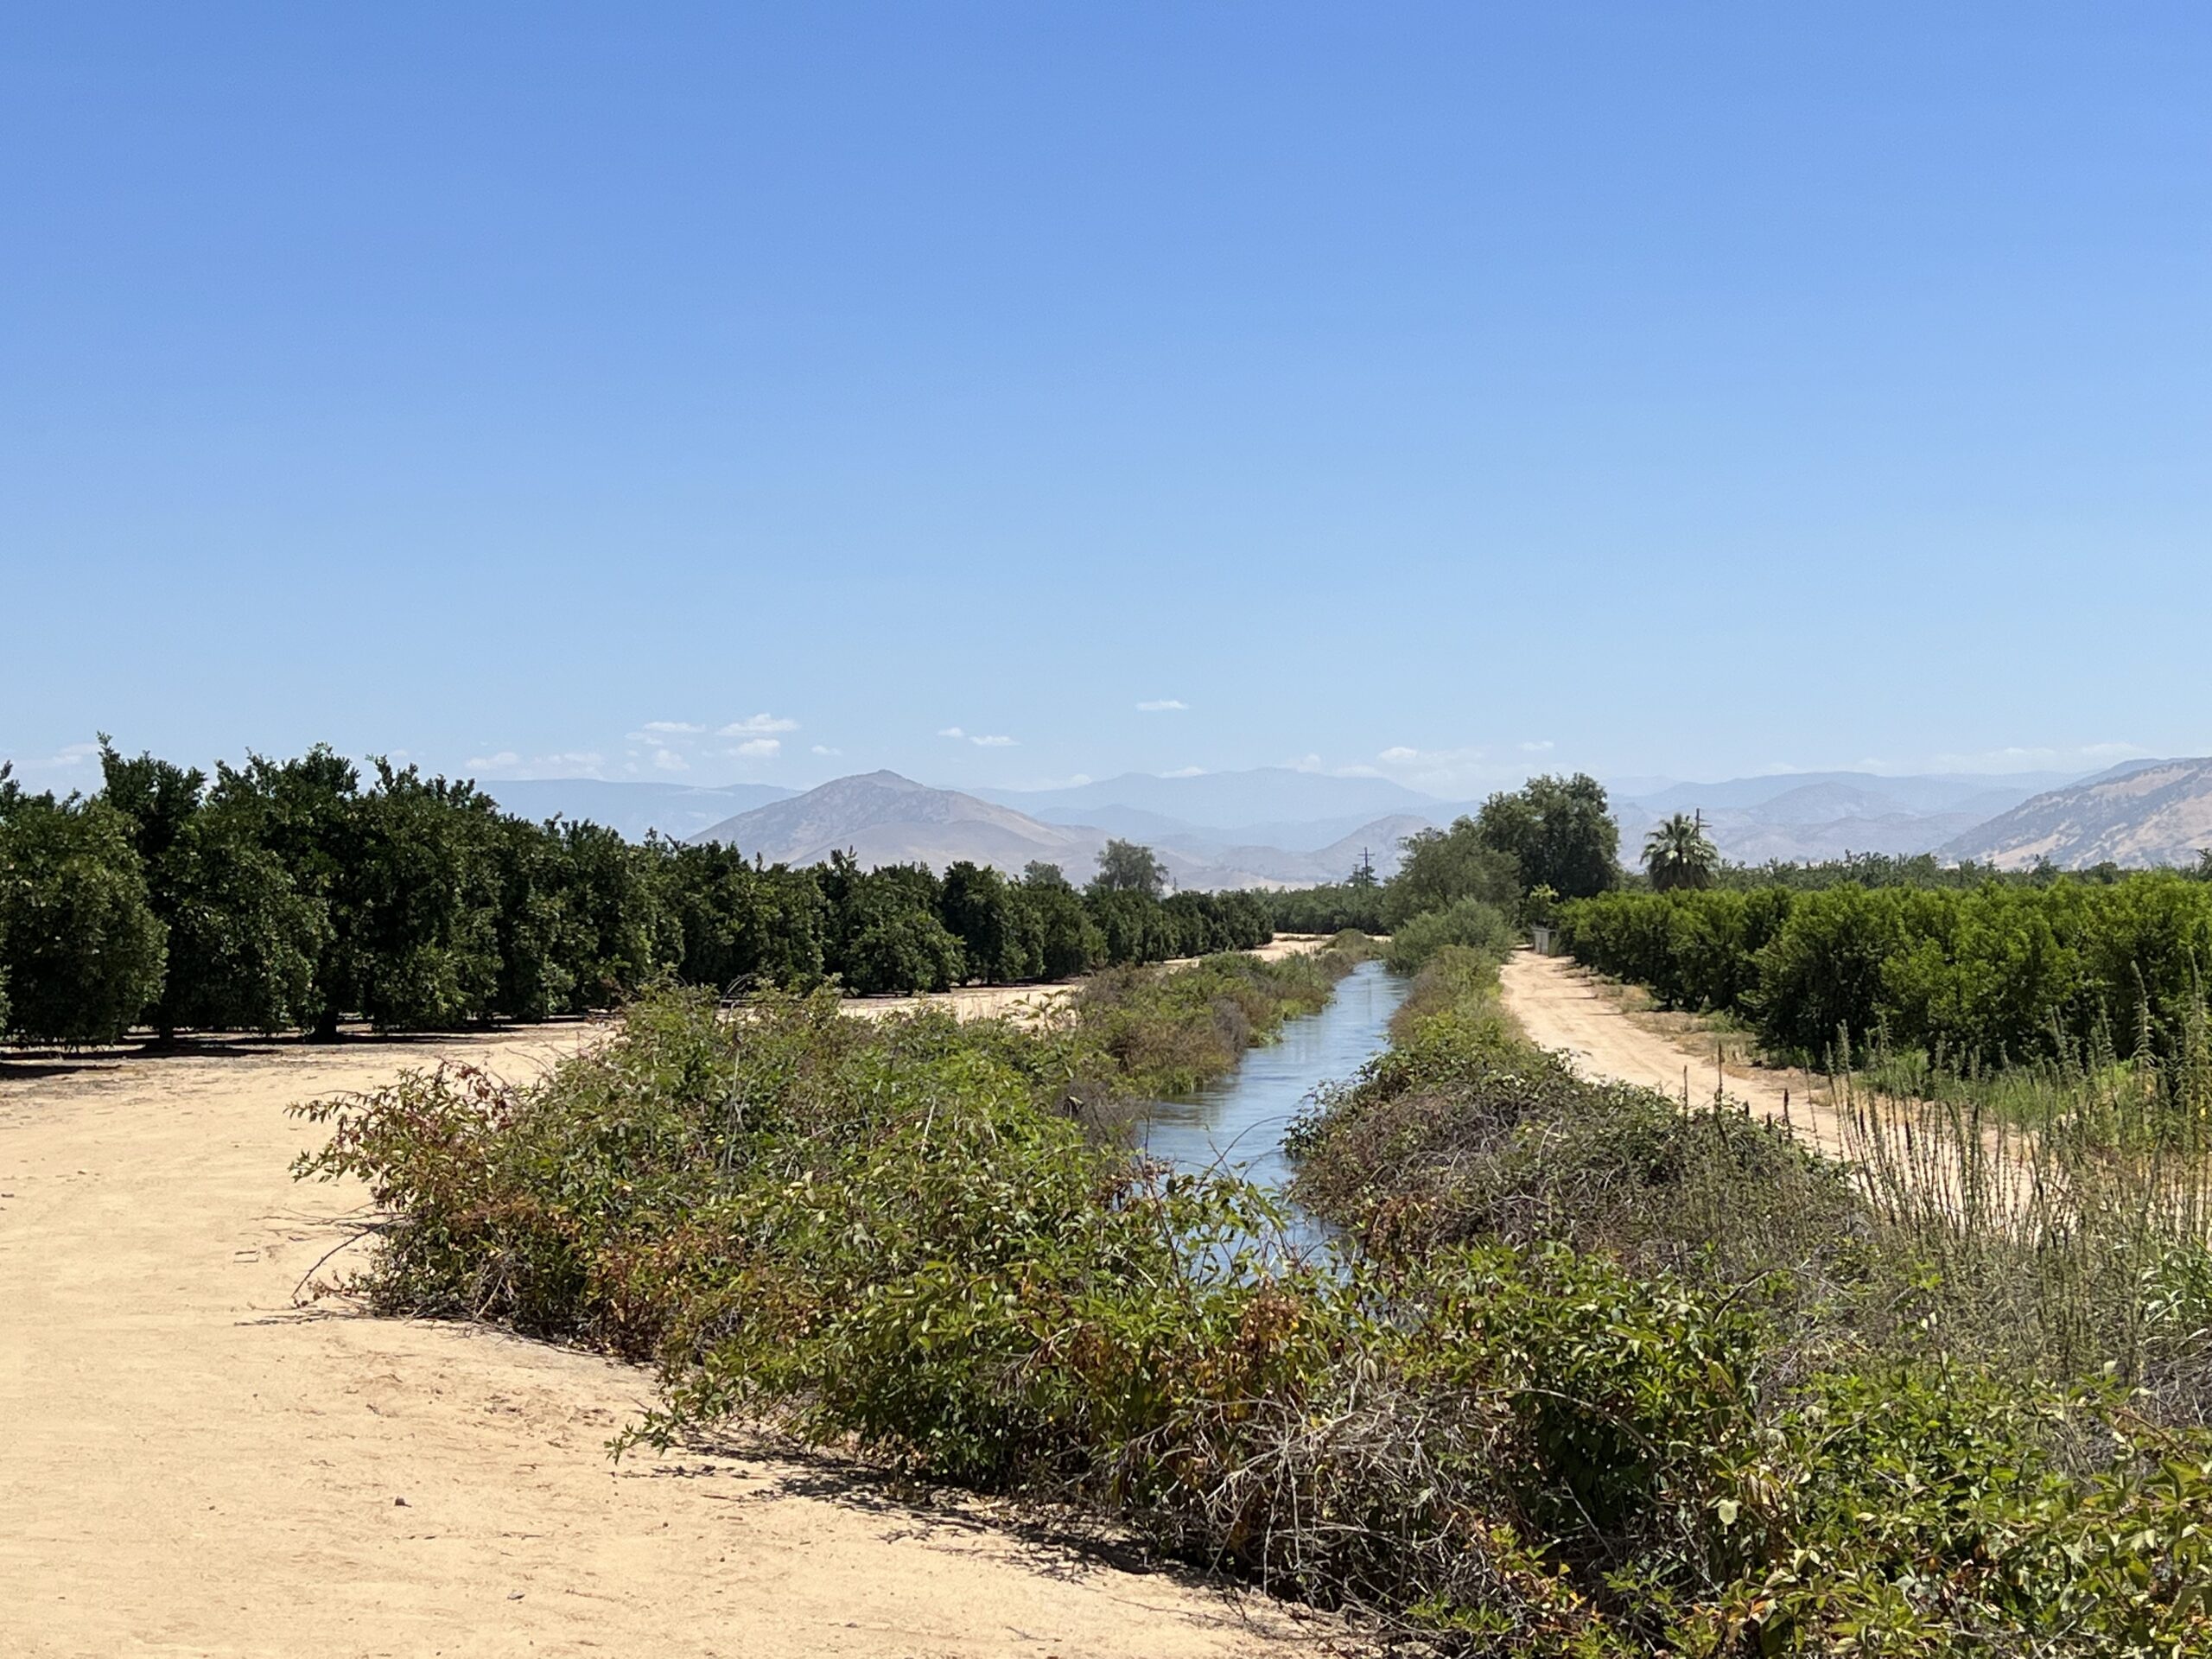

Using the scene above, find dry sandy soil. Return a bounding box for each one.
[0,1023,1340,1659]
[1498,950,1849,1155]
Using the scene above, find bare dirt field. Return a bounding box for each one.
[0,1026,1338,1659]
[1498,950,1848,1155]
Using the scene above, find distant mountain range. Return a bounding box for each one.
[687,771,1420,890]
[980,767,1434,830]
[1942,759,2212,869]
[1611,770,2080,868]
[474,758,2212,887]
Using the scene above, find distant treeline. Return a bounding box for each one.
[1707,849,2169,893]
[1558,874,2212,1065]
[0,744,1271,1046]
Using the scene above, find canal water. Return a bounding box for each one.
[1138,958,1409,1190]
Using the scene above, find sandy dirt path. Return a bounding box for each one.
[0,1031,1333,1659]
[1498,950,1847,1154]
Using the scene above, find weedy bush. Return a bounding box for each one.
[301,948,2212,1654]
[1382,899,1516,975]
[1290,949,2212,1651]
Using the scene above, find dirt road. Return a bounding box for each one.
[1498,950,1846,1154]
[0,1031,1326,1659]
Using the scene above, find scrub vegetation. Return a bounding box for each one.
[268,767,2212,1650]
[302,936,2212,1654]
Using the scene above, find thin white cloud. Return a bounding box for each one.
[1370,743,1512,794]
[970,734,1017,748]
[466,749,610,780]
[652,748,690,772]
[733,738,780,759]
[811,744,842,757]
[1519,740,1554,753]
[718,714,798,735]
[1136,698,1187,713]
[641,720,707,734]
[937,726,966,739]
[1162,766,1205,778]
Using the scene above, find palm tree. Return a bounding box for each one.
[1643,810,1719,892]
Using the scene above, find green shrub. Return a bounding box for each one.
[1383,898,1516,975]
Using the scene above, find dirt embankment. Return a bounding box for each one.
[0,1029,1332,1659]
[1498,950,1848,1155]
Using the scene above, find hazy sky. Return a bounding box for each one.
[5,5,2207,799]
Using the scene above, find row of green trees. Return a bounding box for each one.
[1557,874,2212,1064]
[0,746,1272,1046]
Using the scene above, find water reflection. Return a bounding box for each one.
[1138,959,1409,1189]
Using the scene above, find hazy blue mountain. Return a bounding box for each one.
[691,771,1088,868]
[986,767,1439,830]
[1605,767,2099,868]
[1192,815,1433,886]
[480,778,796,841]
[1941,758,2212,870]
[687,772,1433,891]
[1028,803,1206,844]
[1625,770,2080,818]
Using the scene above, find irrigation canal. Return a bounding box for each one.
[1138,957,1409,1189]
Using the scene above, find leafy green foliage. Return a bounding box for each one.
[0,741,1281,1040]
[1092,837,1166,898]
[1559,876,2212,1068]
[1383,817,1522,929]
[98,741,327,1035]
[156,806,328,1034]
[1641,811,1718,892]
[0,785,168,1044]
[1472,773,1620,900]
[1382,898,1517,974]
[1292,947,2212,1652]
[1020,861,1103,978]
[655,841,830,994]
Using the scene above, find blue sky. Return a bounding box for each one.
[5,4,2207,801]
